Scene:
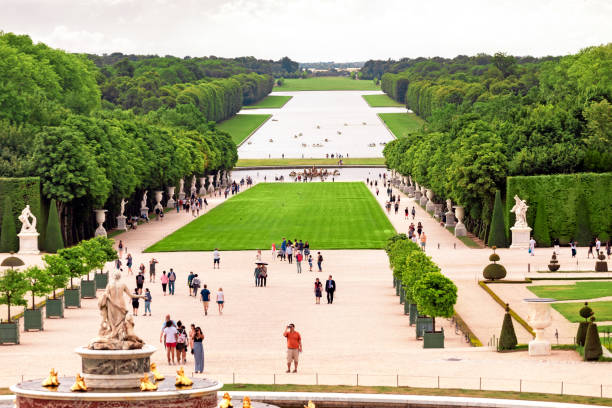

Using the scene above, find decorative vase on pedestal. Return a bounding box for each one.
[166,186,176,209]
[524,298,555,356]
[454,206,467,237]
[419,187,428,207]
[199,177,207,195]
[444,199,456,228]
[207,175,215,195]
[94,210,107,237]
[154,191,163,213]
[425,189,435,213]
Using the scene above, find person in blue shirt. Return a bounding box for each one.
[200,284,211,316]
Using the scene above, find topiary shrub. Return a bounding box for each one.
[576,302,593,346]
[548,252,560,271]
[0,198,18,253]
[483,247,507,280]
[595,250,608,272]
[44,199,64,253]
[533,198,551,247]
[583,317,602,361]
[498,303,518,351]
[574,194,593,246]
[488,190,507,248]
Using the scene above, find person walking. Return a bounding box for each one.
[139,263,146,275]
[317,252,323,272]
[144,288,152,316]
[571,240,577,258]
[216,288,225,314]
[131,288,140,315]
[118,240,124,258]
[259,265,268,287]
[411,206,416,219]
[271,243,276,259]
[187,271,195,295]
[404,207,409,219]
[161,271,168,295]
[193,327,205,373]
[283,324,302,373]
[162,320,178,365]
[314,278,322,304]
[254,264,261,287]
[126,254,133,275]
[325,275,336,304]
[168,269,177,295]
[308,254,313,272]
[420,231,427,251]
[296,251,303,273]
[287,244,293,264]
[136,272,145,294]
[213,248,220,269]
[176,321,188,365]
[149,258,158,283]
[200,284,211,315]
[191,274,201,297]
[529,237,536,256]
[588,239,595,258]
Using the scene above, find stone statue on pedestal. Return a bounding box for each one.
[190,175,197,196]
[120,199,127,217]
[510,195,532,249]
[510,195,529,228]
[17,205,40,254]
[18,205,37,233]
[140,191,148,209]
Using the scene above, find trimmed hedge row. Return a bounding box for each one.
[506,173,612,244]
[0,177,45,250]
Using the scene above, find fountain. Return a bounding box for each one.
[524,298,556,356]
[10,269,222,407]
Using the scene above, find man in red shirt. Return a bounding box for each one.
[283,323,302,373]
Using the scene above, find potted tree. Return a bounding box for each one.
[93,236,117,290]
[24,266,52,331]
[401,250,439,327]
[413,272,458,349]
[79,239,100,298]
[0,268,29,344]
[58,246,87,308]
[42,254,69,318]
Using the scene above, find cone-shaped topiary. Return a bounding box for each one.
[548,252,560,271]
[487,190,507,248]
[498,303,518,351]
[44,199,64,253]
[533,199,551,247]
[583,317,602,361]
[576,302,593,346]
[483,246,507,280]
[0,198,19,253]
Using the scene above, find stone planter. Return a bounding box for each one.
[409,303,418,325]
[166,186,176,209]
[525,298,555,356]
[0,321,19,344]
[81,279,97,299]
[64,288,81,308]
[46,297,64,318]
[454,205,467,237]
[24,309,44,331]
[94,209,107,237]
[416,316,433,339]
[423,329,445,348]
[199,177,207,195]
[95,272,108,290]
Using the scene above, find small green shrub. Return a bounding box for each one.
[483,247,507,280]
[498,304,518,351]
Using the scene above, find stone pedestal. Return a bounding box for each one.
[433,204,443,218]
[414,191,422,201]
[116,215,127,231]
[94,209,107,238]
[444,212,456,228]
[419,195,428,207]
[510,226,532,249]
[407,186,415,197]
[454,206,466,237]
[18,231,40,255]
[525,298,555,356]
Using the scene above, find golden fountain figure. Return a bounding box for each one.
[219,392,233,408]
[41,369,59,387]
[242,396,252,408]
[175,367,193,387]
[150,363,165,381]
[139,373,158,391]
[70,374,87,392]
[304,401,316,408]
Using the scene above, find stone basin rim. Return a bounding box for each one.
[74,344,156,357]
[523,298,556,303]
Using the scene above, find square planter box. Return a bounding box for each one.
[64,287,81,308]
[0,321,20,344]
[81,279,97,299]
[46,297,64,318]
[395,282,400,296]
[416,316,433,339]
[95,272,108,290]
[408,304,418,325]
[24,308,44,331]
[424,329,445,348]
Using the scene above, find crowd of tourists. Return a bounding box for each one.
[160,314,206,372]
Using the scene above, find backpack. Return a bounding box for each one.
[177,329,187,344]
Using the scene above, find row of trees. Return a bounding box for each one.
[382,45,612,242]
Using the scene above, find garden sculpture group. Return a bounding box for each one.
[17,204,40,255]
[510,195,532,249]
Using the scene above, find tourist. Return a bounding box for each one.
[283,324,302,373]
[420,231,427,251]
[271,242,276,258]
[162,320,178,365]
[296,251,303,273]
[168,268,177,295]
[553,238,560,254]
[191,274,201,297]
[256,249,262,262]
[317,252,323,272]
[139,263,146,275]
[411,234,418,244]
[144,288,152,316]
[254,264,261,287]
[325,275,336,304]
[314,278,322,304]
[588,239,595,258]
[259,265,268,287]
[411,206,416,219]
[404,207,409,219]
[115,258,122,270]
[570,240,577,258]
[118,240,124,258]
[529,237,536,256]
[149,258,158,283]
[394,202,399,214]
[161,271,168,295]
[595,237,601,253]
[417,222,423,237]
[213,248,220,269]
[176,321,188,365]
[217,288,225,314]
[136,272,145,293]
[187,271,195,295]
[287,244,293,264]
[385,202,391,213]
[193,326,205,373]
[308,254,313,272]
[200,284,211,315]
[281,238,287,261]
[126,254,133,274]
[131,288,140,315]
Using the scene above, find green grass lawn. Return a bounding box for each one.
[379,112,425,138]
[552,301,612,322]
[145,183,395,252]
[216,114,271,145]
[274,77,380,91]
[235,157,386,167]
[362,94,404,107]
[527,281,612,301]
[243,95,292,109]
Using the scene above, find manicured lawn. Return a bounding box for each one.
[362,94,404,107]
[274,77,380,91]
[379,112,425,138]
[216,114,271,145]
[243,95,292,109]
[552,301,612,323]
[527,281,612,301]
[235,157,386,167]
[145,183,395,252]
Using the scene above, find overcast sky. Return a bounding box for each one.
[1,0,611,61]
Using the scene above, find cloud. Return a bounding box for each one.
[39,25,135,54]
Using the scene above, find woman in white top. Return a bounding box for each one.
[216,288,224,315]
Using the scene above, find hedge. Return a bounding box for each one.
[0,177,45,249]
[506,173,612,245]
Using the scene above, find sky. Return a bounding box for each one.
[1,0,611,61]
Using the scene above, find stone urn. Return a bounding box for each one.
[425,189,435,212]
[166,186,176,208]
[524,298,555,356]
[154,191,163,213]
[454,205,466,236]
[419,187,429,207]
[94,209,107,237]
[207,175,215,195]
[199,177,207,195]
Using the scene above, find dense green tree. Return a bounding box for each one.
[0,268,28,321]
[412,272,458,332]
[24,266,52,309]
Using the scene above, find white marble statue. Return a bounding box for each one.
[190,175,197,195]
[140,191,148,209]
[119,199,128,216]
[89,270,145,350]
[18,205,37,233]
[179,179,185,195]
[446,199,452,212]
[511,195,529,228]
